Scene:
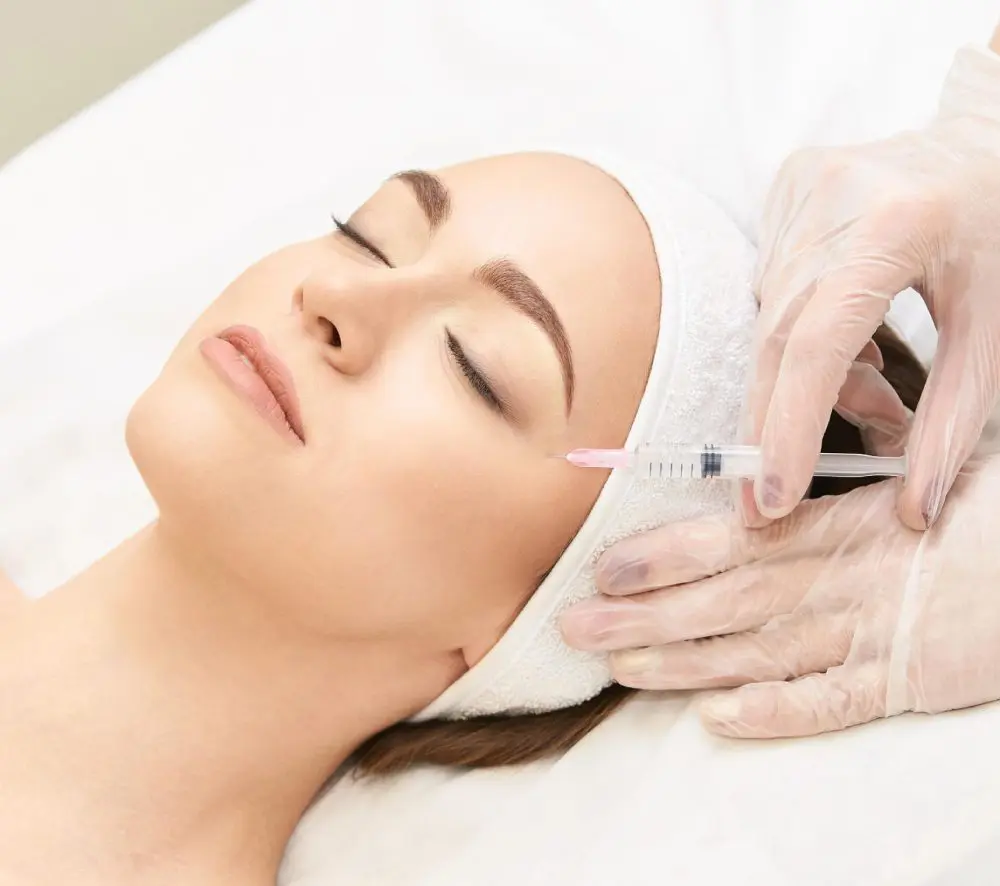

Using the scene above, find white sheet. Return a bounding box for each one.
[2,1,999,884]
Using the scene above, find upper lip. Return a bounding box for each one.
[218,325,306,442]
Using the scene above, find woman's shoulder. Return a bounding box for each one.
[0,572,27,616]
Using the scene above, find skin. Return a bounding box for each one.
[0,152,659,885]
[0,572,23,617]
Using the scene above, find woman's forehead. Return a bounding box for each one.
[438,152,642,229]
[429,155,656,297]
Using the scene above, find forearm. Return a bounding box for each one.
[991,20,1000,54]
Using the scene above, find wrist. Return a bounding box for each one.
[990,23,1000,55]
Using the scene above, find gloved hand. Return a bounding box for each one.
[745,43,1000,530]
[561,451,1000,738]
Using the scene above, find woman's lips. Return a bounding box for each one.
[199,325,306,444]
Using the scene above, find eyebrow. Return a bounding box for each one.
[393,168,575,411]
[473,258,575,411]
[392,170,452,229]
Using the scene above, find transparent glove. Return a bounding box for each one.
[746,44,1000,530]
[561,451,1000,738]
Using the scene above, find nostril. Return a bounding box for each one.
[320,318,341,348]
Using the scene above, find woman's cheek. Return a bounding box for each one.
[295,334,586,584]
[342,415,533,568]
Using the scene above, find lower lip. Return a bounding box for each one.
[199,337,303,445]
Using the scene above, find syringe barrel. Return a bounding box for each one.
[631,444,905,480]
[630,447,705,479]
[709,447,761,479]
[631,445,764,480]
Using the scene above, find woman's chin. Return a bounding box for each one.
[123,370,322,606]
[126,367,269,528]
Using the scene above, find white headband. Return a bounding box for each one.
[414,150,757,721]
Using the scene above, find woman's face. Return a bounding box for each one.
[127,152,659,665]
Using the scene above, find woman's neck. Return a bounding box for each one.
[0,524,458,885]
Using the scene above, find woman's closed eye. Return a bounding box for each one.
[332,216,394,267]
[446,330,509,418]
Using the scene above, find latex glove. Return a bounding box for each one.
[561,451,1000,737]
[745,44,1000,530]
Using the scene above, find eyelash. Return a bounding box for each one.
[331,215,393,267]
[446,330,508,416]
[331,215,507,417]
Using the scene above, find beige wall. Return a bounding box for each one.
[0,0,248,165]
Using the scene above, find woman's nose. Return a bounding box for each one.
[293,266,401,376]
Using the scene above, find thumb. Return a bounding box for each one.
[699,662,888,738]
[900,326,1000,529]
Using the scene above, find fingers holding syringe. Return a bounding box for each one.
[740,280,887,526]
[898,324,1000,529]
[754,270,903,519]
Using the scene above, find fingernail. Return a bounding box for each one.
[836,406,864,428]
[558,608,600,639]
[603,559,649,593]
[758,474,784,512]
[559,606,622,649]
[921,479,944,529]
[701,694,743,726]
[611,647,659,679]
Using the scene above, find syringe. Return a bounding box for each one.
[562,444,907,480]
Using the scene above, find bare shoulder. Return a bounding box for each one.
[0,571,27,615]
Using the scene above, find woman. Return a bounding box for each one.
[0,150,923,884]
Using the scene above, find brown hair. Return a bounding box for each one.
[354,325,926,777]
